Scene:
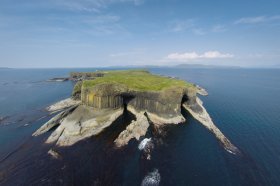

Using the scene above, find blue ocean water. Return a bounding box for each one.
[0,68,280,185]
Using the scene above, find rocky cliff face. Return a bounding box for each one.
[80,82,197,125]
[70,72,104,81]
[81,83,127,109]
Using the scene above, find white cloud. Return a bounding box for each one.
[211,25,227,33]
[82,15,120,24]
[192,28,206,35]
[169,20,207,35]
[167,51,234,61]
[110,48,146,57]
[169,20,195,32]
[234,15,280,24]
[54,0,146,12]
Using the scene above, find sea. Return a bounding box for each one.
[0,67,280,186]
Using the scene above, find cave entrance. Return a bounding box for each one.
[122,94,135,111]
[181,94,189,106]
[181,94,191,118]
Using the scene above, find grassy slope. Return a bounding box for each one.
[82,70,193,91]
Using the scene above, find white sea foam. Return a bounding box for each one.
[141,169,161,186]
[138,138,152,150]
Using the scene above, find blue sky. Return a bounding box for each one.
[0,0,280,68]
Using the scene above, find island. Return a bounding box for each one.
[33,70,239,154]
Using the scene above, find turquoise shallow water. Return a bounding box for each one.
[0,68,280,185]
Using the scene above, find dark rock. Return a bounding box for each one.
[70,72,104,81]
[72,81,83,100]
[47,77,69,82]
[0,116,9,124]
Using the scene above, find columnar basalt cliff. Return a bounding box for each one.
[33,70,239,154]
[81,83,195,125]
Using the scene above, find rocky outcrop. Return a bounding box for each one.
[114,107,150,147]
[33,105,123,146]
[48,149,61,159]
[46,98,81,113]
[196,85,208,96]
[47,77,69,82]
[183,97,239,154]
[33,105,78,137]
[70,72,104,81]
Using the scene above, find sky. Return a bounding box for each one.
[0,0,280,68]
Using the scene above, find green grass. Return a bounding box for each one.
[82,70,193,91]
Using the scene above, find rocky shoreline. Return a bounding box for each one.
[34,105,123,147]
[183,97,240,154]
[33,70,239,156]
[46,98,81,113]
[196,85,208,96]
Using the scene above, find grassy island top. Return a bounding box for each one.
[82,70,194,91]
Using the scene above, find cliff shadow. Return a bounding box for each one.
[122,93,135,109]
[94,108,136,144]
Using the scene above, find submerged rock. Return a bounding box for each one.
[0,116,9,124]
[48,149,61,159]
[47,77,69,82]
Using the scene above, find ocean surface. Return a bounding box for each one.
[0,67,280,186]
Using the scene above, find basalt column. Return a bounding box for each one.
[81,83,128,109]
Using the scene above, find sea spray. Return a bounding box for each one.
[138,138,154,160]
[141,169,161,186]
[138,138,152,150]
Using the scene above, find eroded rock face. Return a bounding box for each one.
[46,98,81,113]
[34,105,123,147]
[81,83,127,109]
[127,88,185,125]
[33,105,78,137]
[81,83,197,125]
[114,107,150,147]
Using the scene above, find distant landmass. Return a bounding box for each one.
[104,64,242,69]
[0,67,11,69]
[174,64,241,69]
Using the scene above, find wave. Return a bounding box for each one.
[138,138,152,150]
[141,169,161,186]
